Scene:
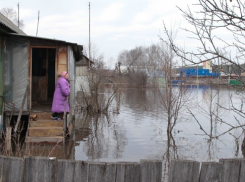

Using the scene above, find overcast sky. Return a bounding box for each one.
[2,0,197,68]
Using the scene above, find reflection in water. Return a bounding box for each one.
[74,86,245,179]
[75,111,127,161]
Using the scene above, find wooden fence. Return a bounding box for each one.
[0,155,162,182]
[169,158,245,182]
[2,155,244,182]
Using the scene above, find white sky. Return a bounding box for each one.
[2,0,198,68]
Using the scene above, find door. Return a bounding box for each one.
[31,48,56,102]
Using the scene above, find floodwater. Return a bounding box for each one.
[5,85,244,181]
[74,86,245,166]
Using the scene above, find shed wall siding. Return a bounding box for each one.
[3,38,28,111]
[0,35,2,113]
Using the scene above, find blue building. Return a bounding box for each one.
[179,68,219,77]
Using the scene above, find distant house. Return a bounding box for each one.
[0,12,83,128]
[76,55,93,76]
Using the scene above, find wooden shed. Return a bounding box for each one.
[76,55,92,77]
[0,12,26,130]
[0,13,83,142]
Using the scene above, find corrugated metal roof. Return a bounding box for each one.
[8,32,67,43]
[7,33,83,46]
[0,12,26,35]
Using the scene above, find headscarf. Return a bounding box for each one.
[61,71,68,77]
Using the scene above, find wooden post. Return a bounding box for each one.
[6,126,12,151]
[0,155,23,182]
[4,115,9,127]
[74,161,88,182]
[220,158,241,182]
[14,85,28,133]
[28,40,31,111]
[23,156,56,182]
[140,160,162,182]
[57,159,75,182]
[116,162,140,182]
[239,159,245,181]
[168,159,200,182]
[199,162,223,182]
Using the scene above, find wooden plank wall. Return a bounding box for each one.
[57,46,67,78]
[168,158,245,182]
[0,155,162,182]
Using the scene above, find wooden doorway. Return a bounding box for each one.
[31,48,56,107]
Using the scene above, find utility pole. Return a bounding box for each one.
[89,2,91,68]
[17,3,19,28]
[36,11,40,36]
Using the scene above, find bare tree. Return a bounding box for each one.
[1,7,25,30]
[117,47,148,87]
[156,42,190,134]
[162,0,245,79]
[162,1,245,154]
[117,41,190,133]
[79,44,118,114]
[117,44,166,88]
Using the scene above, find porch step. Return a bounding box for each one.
[30,120,63,127]
[26,112,65,143]
[32,112,63,120]
[26,136,63,143]
[28,127,63,137]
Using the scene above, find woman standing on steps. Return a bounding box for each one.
[51,71,70,120]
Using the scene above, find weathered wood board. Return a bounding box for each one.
[140,160,162,182]
[168,159,200,182]
[23,156,56,182]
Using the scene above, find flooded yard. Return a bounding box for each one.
[74,86,245,165]
[6,85,243,181]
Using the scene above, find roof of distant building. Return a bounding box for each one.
[76,55,93,66]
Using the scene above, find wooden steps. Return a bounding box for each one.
[28,126,63,137]
[26,112,64,143]
[26,136,63,143]
[30,120,63,127]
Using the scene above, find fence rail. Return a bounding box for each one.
[0,155,162,182]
